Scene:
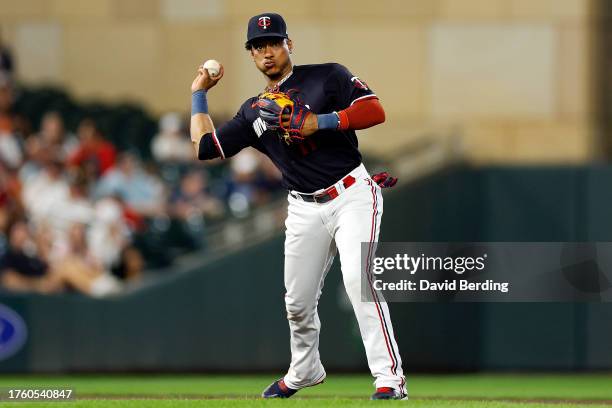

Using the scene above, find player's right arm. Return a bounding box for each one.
[190,64,224,156]
[190,64,256,160]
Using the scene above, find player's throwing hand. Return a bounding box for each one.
[191,63,224,93]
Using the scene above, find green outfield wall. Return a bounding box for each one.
[1,165,611,372]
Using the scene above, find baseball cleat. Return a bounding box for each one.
[261,378,298,398]
[371,387,408,400]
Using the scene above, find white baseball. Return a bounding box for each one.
[203,59,221,77]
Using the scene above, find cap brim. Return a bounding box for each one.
[246,33,287,44]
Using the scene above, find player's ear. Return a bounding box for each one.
[286,38,293,54]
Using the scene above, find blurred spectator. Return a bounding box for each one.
[0,221,120,297]
[0,206,10,255]
[27,111,78,161]
[151,112,193,162]
[254,156,283,204]
[94,152,165,217]
[20,160,95,262]
[68,118,117,177]
[88,197,129,270]
[50,222,122,297]
[48,173,95,252]
[226,149,260,217]
[21,158,70,227]
[111,246,144,282]
[21,111,78,182]
[0,74,23,168]
[0,31,14,75]
[170,169,224,221]
[224,150,284,217]
[0,160,24,221]
[0,221,57,294]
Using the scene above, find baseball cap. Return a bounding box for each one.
[246,13,288,45]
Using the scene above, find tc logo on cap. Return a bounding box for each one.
[258,16,271,29]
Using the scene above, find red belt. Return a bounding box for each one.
[291,175,356,204]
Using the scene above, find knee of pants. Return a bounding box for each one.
[343,276,363,301]
[341,267,371,302]
[285,297,315,322]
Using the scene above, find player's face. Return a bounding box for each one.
[250,38,293,79]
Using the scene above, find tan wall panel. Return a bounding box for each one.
[0,0,49,19]
[49,0,113,19]
[357,124,404,157]
[160,0,224,21]
[63,23,161,107]
[462,120,592,164]
[508,0,589,20]
[13,23,63,84]
[461,122,515,163]
[287,22,326,65]
[327,0,438,19]
[429,23,556,119]
[510,121,593,162]
[438,0,507,19]
[558,24,590,119]
[357,120,454,157]
[226,1,322,19]
[158,23,233,114]
[114,0,161,20]
[323,24,426,118]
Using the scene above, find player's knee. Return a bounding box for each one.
[341,273,362,299]
[285,299,312,322]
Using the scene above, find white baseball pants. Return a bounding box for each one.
[282,163,406,395]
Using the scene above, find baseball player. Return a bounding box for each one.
[190,13,406,400]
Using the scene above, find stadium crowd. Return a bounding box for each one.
[0,49,283,297]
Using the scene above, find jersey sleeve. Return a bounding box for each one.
[198,102,256,160]
[324,63,377,110]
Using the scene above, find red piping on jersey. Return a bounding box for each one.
[211,129,225,159]
[337,96,385,131]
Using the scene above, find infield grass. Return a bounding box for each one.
[0,374,610,407]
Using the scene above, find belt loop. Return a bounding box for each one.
[335,179,346,194]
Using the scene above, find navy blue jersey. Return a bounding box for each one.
[199,63,376,193]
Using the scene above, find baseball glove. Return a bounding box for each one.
[254,91,312,144]
[371,172,398,188]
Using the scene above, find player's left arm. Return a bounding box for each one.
[320,64,396,189]
[305,63,385,135]
[299,97,385,137]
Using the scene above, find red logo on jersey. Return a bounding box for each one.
[258,16,271,29]
[351,76,369,90]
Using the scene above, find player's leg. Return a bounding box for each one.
[283,194,336,389]
[333,178,407,396]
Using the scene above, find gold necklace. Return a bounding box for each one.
[265,70,293,92]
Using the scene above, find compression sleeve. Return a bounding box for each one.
[337,97,385,130]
